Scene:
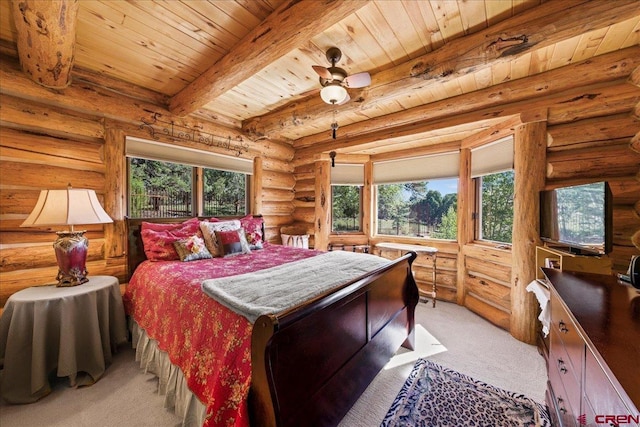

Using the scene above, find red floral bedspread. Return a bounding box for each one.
[123,243,319,426]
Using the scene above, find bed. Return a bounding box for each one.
[124,215,419,427]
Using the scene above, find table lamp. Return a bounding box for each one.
[20,185,113,287]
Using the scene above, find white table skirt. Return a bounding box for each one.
[0,276,128,403]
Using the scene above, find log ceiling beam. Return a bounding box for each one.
[11,0,79,89]
[168,0,369,117]
[292,47,640,158]
[294,78,639,162]
[243,0,640,140]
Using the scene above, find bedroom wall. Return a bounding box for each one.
[0,55,297,309]
[289,102,640,338]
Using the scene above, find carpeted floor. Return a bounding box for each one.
[0,300,547,426]
[338,300,547,426]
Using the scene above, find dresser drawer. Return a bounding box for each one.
[551,293,584,376]
[548,370,578,427]
[549,332,582,415]
[584,349,638,426]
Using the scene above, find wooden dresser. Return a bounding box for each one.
[542,268,640,427]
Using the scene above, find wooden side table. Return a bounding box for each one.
[375,242,438,307]
[0,276,128,404]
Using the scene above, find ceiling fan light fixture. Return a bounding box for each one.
[320,83,348,105]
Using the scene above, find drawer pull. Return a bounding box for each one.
[558,320,569,333]
[557,358,568,374]
[556,397,567,414]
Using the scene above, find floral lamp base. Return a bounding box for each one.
[54,231,89,287]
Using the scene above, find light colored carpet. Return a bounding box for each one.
[339,300,547,427]
[0,301,547,426]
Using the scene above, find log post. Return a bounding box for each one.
[253,156,263,215]
[632,230,640,251]
[363,161,373,239]
[11,0,79,88]
[511,120,547,344]
[456,148,473,305]
[631,131,640,154]
[103,126,126,259]
[314,160,331,251]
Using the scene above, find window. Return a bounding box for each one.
[373,152,459,239]
[332,185,362,232]
[125,137,252,218]
[331,163,364,233]
[129,158,193,217]
[471,136,514,244]
[128,159,249,218]
[203,168,247,216]
[477,170,514,243]
[376,179,458,238]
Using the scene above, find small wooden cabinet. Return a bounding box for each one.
[535,245,612,281]
[542,269,639,427]
[374,242,437,307]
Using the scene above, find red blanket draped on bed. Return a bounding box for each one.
[123,244,319,426]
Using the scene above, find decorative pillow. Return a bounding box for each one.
[199,219,242,257]
[173,235,213,262]
[239,214,264,250]
[214,228,251,257]
[141,219,201,261]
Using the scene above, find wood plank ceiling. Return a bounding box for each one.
[0,0,638,156]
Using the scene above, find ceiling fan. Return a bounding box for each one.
[312,47,371,105]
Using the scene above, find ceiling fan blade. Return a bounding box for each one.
[338,92,351,105]
[344,72,371,88]
[312,65,332,80]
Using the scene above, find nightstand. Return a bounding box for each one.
[0,276,128,404]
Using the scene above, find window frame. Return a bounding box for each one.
[126,157,251,218]
[330,184,364,234]
[473,170,514,246]
[374,178,459,240]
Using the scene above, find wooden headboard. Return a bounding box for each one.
[125,215,265,282]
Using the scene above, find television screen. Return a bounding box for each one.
[540,181,612,255]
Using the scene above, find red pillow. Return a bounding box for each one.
[239,215,264,249]
[141,218,201,261]
[214,229,251,257]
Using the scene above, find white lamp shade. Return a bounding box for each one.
[320,83,348,104]
[21,188,113,227]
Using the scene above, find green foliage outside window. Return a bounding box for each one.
[479,170,514,243]
[203,169,246,216]
[431,205,458,239]
[332,186,361,232]
[128,158,247,218]
[377,179,458,238]
[129,158,192,217]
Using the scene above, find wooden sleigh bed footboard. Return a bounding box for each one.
[250,251,418,427]
[125,216,418,426]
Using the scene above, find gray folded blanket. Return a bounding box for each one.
[201,250,390,323]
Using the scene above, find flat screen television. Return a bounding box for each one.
[540,181,612,255]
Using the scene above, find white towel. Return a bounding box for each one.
[526,280,551,337]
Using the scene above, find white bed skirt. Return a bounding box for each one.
[130,319,207,426]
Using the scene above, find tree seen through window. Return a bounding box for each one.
[128,158,247,218]
[376,179,458,239]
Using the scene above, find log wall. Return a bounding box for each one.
[1,53,639,343]
[546,117,640,273]
[0,56,297,308]
[289,116,639,339]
